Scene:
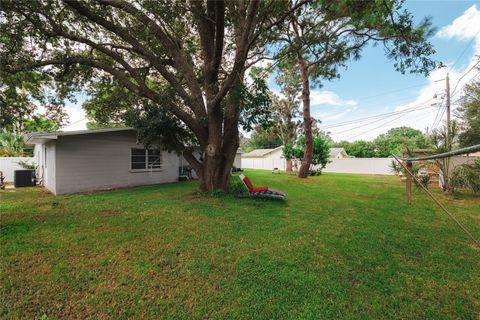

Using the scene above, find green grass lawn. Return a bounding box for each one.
[1,171,479,319]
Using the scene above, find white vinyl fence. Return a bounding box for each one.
[242,157,394,175]
[0,157,35,182]
[323,158,393,175]
[242,158,286,171]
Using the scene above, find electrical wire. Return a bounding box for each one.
[353,83,427,102]
[432,105,446,132]
[330,104,435,136]
[340,112,412,141]
[448,29,480,73]
[451,60,480,96]
[61,117,87,129]
[321,98,436,130]
[334,99,435,140]
[430,103,444,132]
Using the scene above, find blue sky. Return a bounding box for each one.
[62,1,480,142]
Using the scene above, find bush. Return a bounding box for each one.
[17,160,36,170]
[414,174,430,189]
[451,160,480,193]
[229,175,249,197]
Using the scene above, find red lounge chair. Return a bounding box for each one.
[239,174,286,199]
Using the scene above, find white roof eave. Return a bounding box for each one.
[25,134,58,145]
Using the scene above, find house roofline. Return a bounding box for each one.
[24,127,135,145]
[242,145,284,158]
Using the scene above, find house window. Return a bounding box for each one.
[131,148,161,170]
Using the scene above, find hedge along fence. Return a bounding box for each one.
[0,157,35,182]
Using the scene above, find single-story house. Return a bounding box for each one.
[242,146,349,160]
[25,128,242,195]
[242,146,284,159]
[329,148,349,159]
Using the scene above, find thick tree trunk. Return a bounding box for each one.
[286,159,293,172]
[199,153,229,192]
[297,54,313,179]
[193,76,241,193]
[195,132,239,193]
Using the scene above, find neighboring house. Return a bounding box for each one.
[25,128,242,195]
[242,146,284,159]
[329,148,349,159]
[243,146,348,160]
[242,146,350,171]
[234,148,244,168]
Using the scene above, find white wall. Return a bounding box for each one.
[242,158,286,170]
[0,157,35,182]
[52,130,180,195]
[242,157,394,175]
[264,148,284,159]
[323,158,393,175]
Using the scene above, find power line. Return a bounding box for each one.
[353,83,427,102]
[330,104,435,136]
[321,99,436,129]
[335,99,435,140]
[451,60,480,96]
[341,112,411,141]
[448,29,480,72]
[430,102,444,132]
[62,117,87,129]
[432,105,446,132]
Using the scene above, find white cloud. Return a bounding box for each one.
[329,6,480,142]
[310,90,357,107]
[393,4,480,121]
[271,88,358,124]
[315,107,358,122]
[272,88,357,108]
[436,5,480,41]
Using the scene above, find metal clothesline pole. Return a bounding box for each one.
[401,144,480,162]
[392,154,480,248]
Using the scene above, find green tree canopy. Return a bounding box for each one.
[0,131,26,157]
[284,135,330,174]
[333,140,376,158]
[456,76,480,147]
[242,127,283,152]
[373,126,430,157]
[0,0,299,192]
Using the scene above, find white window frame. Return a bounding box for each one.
[130,148,162,172]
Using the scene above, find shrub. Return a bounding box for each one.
[229,175,249,197]
[17,160,36,170]
[414,174,430,189]
[451,160,480,193]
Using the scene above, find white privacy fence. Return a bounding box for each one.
[323,158,393,175]
[242,157,394,175]
[242,158,287,171]
[0,157,36,182]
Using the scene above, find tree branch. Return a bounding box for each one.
[96,0,207,117]
[63,0,206,120]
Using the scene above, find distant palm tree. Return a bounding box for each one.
[0,131,25,157]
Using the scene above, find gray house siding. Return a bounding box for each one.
[54,131,179,195]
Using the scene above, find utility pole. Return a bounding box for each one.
[446,73,451,151]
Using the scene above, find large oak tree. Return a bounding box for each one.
[0,0,302,192]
